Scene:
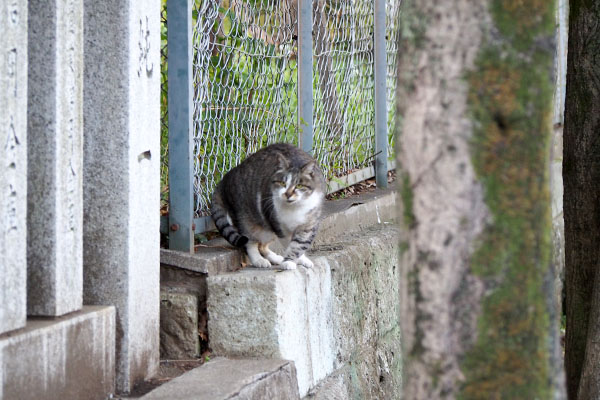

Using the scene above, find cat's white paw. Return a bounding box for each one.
[266,252,284,265]
[297,255,314,268]
[280,260,297,270]
[251,257,272,268]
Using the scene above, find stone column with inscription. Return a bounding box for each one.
[26,0,84,317]
[83,0,160,393]
[0,0,27,334]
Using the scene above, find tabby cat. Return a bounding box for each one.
[211,143,325,270]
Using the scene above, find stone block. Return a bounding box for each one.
[207,261,336,397]
[27,0,84,316]
[83,0,161,392]
[161,239,242,274]
[304,367,353,400]
[315,188,397,246]
[0,306,116,400]
[207,225,402,398]
[141,358,299,400]
[0,0,27,334]
[160,291,199,359]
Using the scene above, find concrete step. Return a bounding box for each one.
[157,188,397,361]
[139,358,299,400]
[0,306,115,400]
[159,187,397,274]
[207,225,402,398]
[157,189,401,398]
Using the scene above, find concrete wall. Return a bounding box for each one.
[1,0,161,397]
[27,0,84,317]
[0,306,115,400]
[83,0,161,392]
[157,190,401,398]
[207,223,402,398]
[0,0,27,335]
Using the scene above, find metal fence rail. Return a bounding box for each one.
[164,0,401,252]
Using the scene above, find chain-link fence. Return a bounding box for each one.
[192,0,299,218]
[161,5,169,215]
[386,0,401,156]
[162,0,401,247]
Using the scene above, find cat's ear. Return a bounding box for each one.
[301,160,317,177]
[276,152,289,169]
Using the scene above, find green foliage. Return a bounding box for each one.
[160,1,169,210]
[161,0,400,216]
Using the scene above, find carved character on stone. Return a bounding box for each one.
[9,2,19,25]
[7,48,17,97]
[138,16,153,77]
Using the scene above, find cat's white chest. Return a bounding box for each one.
[275,192,321,233]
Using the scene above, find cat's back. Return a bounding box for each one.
[223,143,317,183]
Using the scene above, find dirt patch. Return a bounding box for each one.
[118,357,209,398]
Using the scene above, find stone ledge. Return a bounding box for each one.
[160,239,241,274]
[160,187,397,274]
[207,225,401,398]
[0,306,116,400]
[140,358,299,400]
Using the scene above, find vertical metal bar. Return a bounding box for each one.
[167,0,194,252]
[298,0,313,154]
[374,0,388,188]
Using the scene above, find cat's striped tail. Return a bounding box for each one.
[210,190,248,248]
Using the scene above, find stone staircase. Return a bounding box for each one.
[145,188,402,399]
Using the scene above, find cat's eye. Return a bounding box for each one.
[296,184,308,190]
[275,181,286,187]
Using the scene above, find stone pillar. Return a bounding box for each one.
[83,0,161,393]
[26,0,84,317]
[0,0,27,334]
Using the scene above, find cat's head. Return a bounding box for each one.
[271,157,324,205]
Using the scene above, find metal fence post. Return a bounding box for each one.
[374,0,388,188]
[167,0,194,252]
[298,0,313,154]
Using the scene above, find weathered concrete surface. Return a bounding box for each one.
[207,225,402,398]
[27,0,84,317]
[160,188,397,271]
[315,188,397,246]
[160,266,209,360]
[140,358,299,400]
[304,367,351,400]
[0,0,27,334]
[159,189,397,362]
[161,238,242,274]
[160,291,199,359]
[0,306,115,400]
[83,0,161,392]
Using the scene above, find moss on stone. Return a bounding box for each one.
[400,172,415,229]
[458,0,555,398]
[490,0,555,49]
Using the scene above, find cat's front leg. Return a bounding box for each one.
[258,242,284,265]
[281,226,317,270]
[246,242,272,268]
[280,254,313,270]
[297,254,314,268]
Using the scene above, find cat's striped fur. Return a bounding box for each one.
[210,143,325,270]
